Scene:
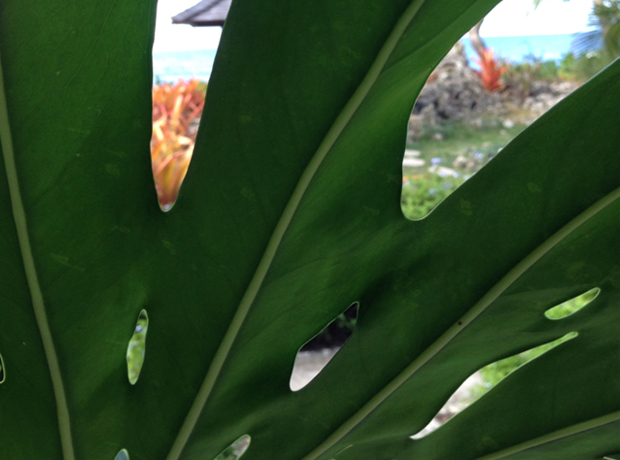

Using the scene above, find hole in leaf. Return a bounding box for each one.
[290,303,359,391]
[545,287,599,320]
[401,168,468,220]
[401,32,579,220]
[213,434,251,460]
[151,79,206,211]
[115,448,129,460]
[0,352,5,384]
[411,331,578,439]
[126,309,149,385]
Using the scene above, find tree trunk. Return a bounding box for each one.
[469,19,487,57]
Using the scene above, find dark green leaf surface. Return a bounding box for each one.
[0,1,618,460]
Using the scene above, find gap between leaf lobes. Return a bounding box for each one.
[115,448,129,460]
[290,302,359,391]
[299,188,620,460]
[411,331,579,439]
[126,309,149,385]
[164,0,431,457]
[213,434,251,460]
[0,352,5,384]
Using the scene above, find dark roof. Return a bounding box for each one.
[172,0,231,27]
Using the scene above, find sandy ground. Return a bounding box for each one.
[290,348,482,437]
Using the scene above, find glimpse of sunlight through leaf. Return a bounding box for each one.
[213,435,251,460]
[290,303,359,391]
[544,287,599,320]
[126,309,149,385]
[411,331,579,439]
[114,448,129,460]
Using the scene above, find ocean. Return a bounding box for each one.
[153,33,587,82]
[153,49,218,82]
[462,33,587,65]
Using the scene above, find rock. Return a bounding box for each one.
[452,151,488,173]
[406,42,578,142]
[403,158,425,168]
[453,155,469,169]
[404,149,421,157]
[430,165,458,177]
[411,42,507,126]
[468,117,484,128]
[502,119,515,129]
[529,81,552,97]
[550,80,578,96]
[520,80,578,118]
[432,132,445,141]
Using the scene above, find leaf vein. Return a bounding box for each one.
[300,188,620,460]
[164,0,429,457]
[0,51,75,460]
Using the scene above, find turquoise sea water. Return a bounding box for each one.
[153,49,217,82]
[462,33,586,65]
[153,33,587,82]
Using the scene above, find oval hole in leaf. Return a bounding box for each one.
[151,79,206,211]
[114,448,129,460]
[126,309,149,385]
[0,352,5,384]
[411,331,578,439]
[545,287,599,320]
[213,434,251,460]
[290,302,359,391]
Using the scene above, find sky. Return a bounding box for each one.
[152,0,596,53]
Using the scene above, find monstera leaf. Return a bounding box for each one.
[0,0,618,459]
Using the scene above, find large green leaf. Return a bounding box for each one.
[0,0,618,459]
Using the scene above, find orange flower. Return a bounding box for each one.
[151,79,206,210]
[472,48,506,92]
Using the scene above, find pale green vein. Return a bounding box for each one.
[0,52,75,460]
[165,0,428,458]
[300,188,620,460]
[475,411,620,460]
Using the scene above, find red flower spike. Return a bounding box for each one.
[473,48,506,92]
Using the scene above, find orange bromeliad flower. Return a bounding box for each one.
[472,48,506,92]
[151,79,206,210]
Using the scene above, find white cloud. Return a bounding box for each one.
[153,0,596,53]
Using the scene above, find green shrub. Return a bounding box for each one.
[559,51,614,82]
[402,173,466,219]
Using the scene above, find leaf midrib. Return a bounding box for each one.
[0,52,76,460]
[164,0,429,458]
[299,188,620,460]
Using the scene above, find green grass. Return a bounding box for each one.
[401,120,526,219]
[405,119,525,166]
